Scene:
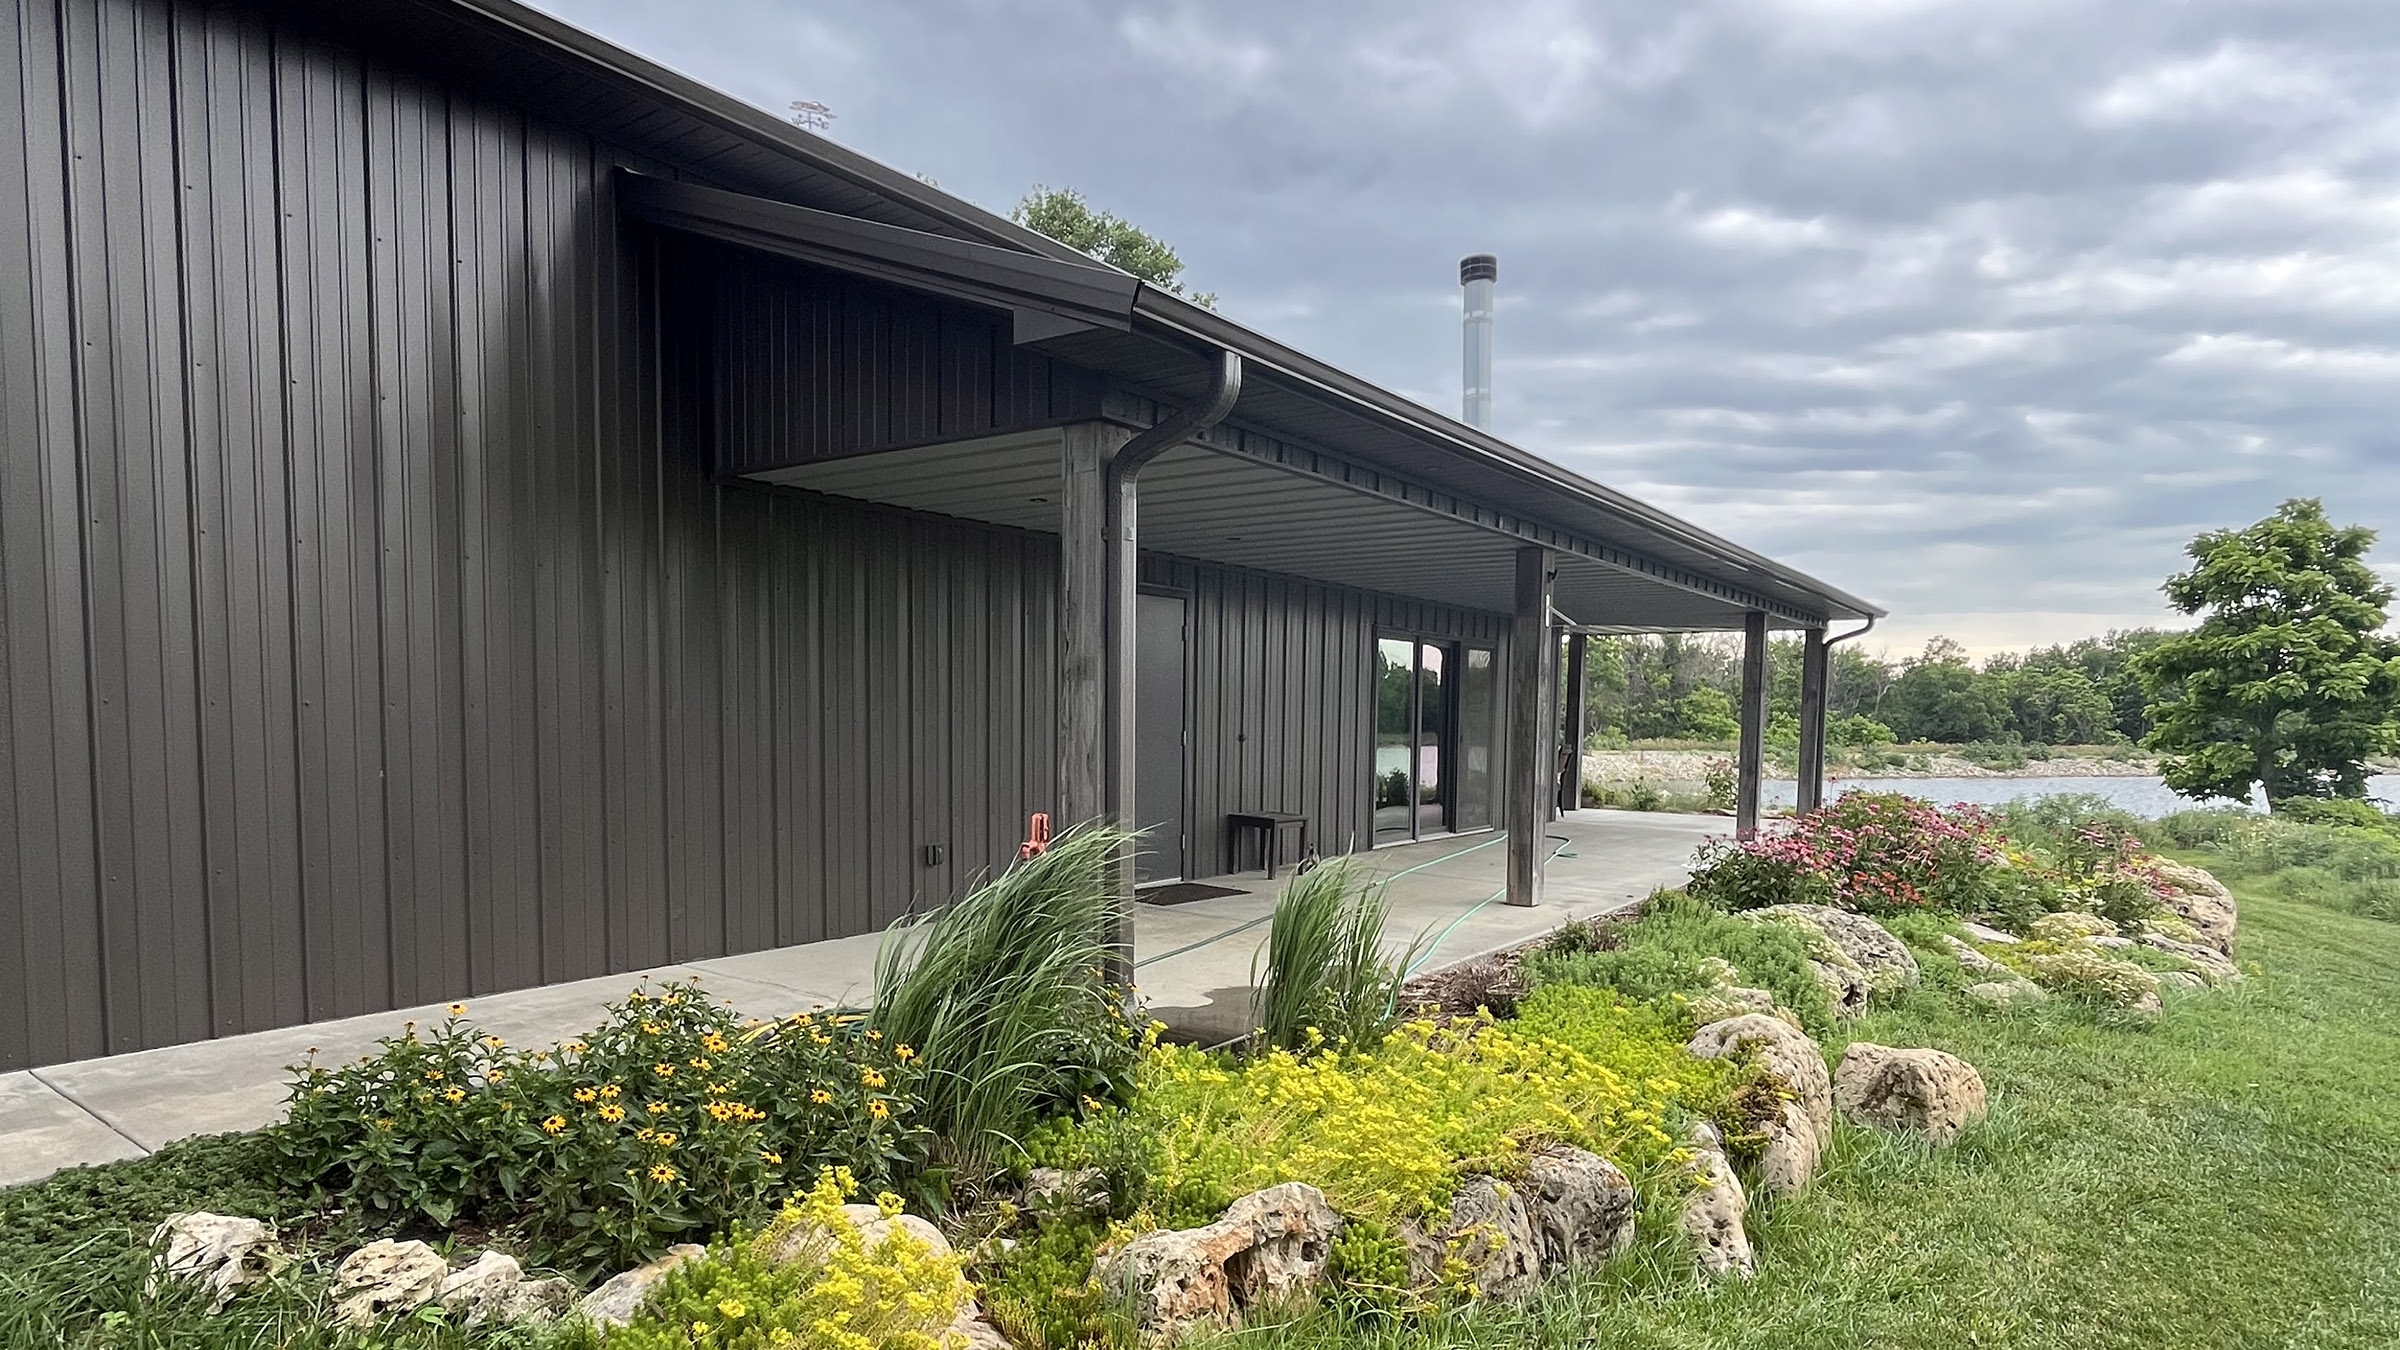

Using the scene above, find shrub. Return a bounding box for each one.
[277,983,926,1274]
[1701,759,1737,812]
[1625,781,1667,812]
[1694,793,2002,916]
[1830,713,1894,747]
[1255,860,1420,1053]
[1027,1010,1739,1234]
[586,1168,971,1350]
[2027,912,2115,943]
[2272,796,2397,831]
[1524,891,1837,1035]
[871,826,1140,1178]
[2149,808,2253,851]
[1991,794,2146,854]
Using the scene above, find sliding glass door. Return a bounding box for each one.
[1374,636,1496,845]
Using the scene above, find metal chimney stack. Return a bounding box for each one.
[1460,254,1497,429]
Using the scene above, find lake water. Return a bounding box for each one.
[1759,774,2400,816]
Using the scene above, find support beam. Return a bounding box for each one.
[1057,422,1132,839]
[1797,627,1830,814]
[1508,546,1555,906]
[1559,632,1589,812]
[1736,610,1768,839]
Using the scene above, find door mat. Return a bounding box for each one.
[1136,882,1247,907]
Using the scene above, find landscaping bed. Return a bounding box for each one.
[13,797,2393,1348]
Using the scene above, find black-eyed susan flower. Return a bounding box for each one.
[809,1089,833,1105]
[447,1002,467,1016]
[572,1087,598,1104]
[597,1104,626,1123]
[540,1115,566,1135]
[868,1100,890,1120]
[650,1164,680,1184]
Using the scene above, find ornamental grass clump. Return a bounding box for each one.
[870,826,1140,1177]
[1253,859,1422,1053]
[276,981,926,1275]
[588,1168,972,1350]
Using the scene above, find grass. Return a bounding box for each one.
[870,825,1136,1179]
[1196,873,2400,1349]
[1252,859,1417,1051]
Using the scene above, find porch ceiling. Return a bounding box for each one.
[748,435,1771,632]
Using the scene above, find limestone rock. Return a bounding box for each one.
[2152,860,2238,954]
[1025,1166,1110,1218]
[1678,1124,1754,1280]
[1400,1175,1539,1300]
[1960,921,2021,945]
[1687,1013,1832,1137]
[148,1212,281,1312]
[504,1277,578,1325]
[2138,932,2242,985]
[333,1239,447,1326]
[1752,905,1920,1002]
[438,1251,524,1326]
[1964,979,2046,1012]
[1519,1146,1637,1269]
[1941,934,2011,978]
[845,1205,952,1257]
[1833,1044,1988,1145]
[1098,1182,1342,1342]
[579,1244,708,1328]
[947,1298,1015,1349]
[2157,970,2208,992]
[2088,934,2135,951]
[2028,911,2117,944]
[1757,1099,1823,1196]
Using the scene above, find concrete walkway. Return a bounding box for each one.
[0,809,1717,1187]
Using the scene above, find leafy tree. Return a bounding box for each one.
[1880,639,2009,743]
[2001,665,2115,745]
[2134,499,2400,805]
[1831,713,1895,747]
[1011,187,1215,307]
[1676,686,1740,741]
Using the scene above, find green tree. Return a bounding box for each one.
[1880,638,2008,743]
[2001,665,2115,744]
[1011,187,1215,307]
[1675,687,1740,741]
[2134,499,2400,805]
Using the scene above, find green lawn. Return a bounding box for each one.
[1203,877,2400,1349]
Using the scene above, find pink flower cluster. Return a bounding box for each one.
[1740,792,2002,914]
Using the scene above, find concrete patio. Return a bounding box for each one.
[0,809,1719,1188]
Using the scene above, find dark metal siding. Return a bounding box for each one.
[706,244,1105,475]
[0,0,1070,1069]
[1143,556,1511,882]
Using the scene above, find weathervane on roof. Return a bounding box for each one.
[788,100,836,134]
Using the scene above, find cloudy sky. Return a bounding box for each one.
[546,0,2399,658]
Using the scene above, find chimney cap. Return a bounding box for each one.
[1459,254,1498,285]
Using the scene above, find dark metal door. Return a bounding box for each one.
[1134,593,1188,883]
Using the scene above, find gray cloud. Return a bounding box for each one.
[540,0,2400,656]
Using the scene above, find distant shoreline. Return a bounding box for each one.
[1585,748,2162,784]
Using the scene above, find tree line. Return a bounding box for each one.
[1579,627,2171,750]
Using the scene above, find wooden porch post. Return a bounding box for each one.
[1560,631,1589,812]
[1797,626,1830,814]
[1736,610,1768,839]
[1508,546,1555,906]
[1061,421,1140,979]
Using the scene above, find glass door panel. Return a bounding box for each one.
[1455,646,1496,831]
[1415,644,1448,835]
[1374,638,1416,844]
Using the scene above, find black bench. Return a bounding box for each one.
[1226,811,1309,879]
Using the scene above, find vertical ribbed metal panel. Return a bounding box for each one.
[1142,556,1511,880]
[0,0,1076,1069]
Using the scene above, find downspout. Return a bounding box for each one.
[1103,347,1244,981]
[1802,616,1877,811]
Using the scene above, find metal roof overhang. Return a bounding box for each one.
[358,0,1884,631]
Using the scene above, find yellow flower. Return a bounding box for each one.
[424,1069,443,1082]
[650,1164,680,1184]
[482,1035,505,1049]
[810,1089,834,1105]
[865,1029,882,1041]
[688,1322,708,1337]
[655,1131,677,1148]
[653,1063,676,1078]
[447,1002,467,1016]
[639,1021,661,1036]
[860,1068,886,1089]
[636,1127,656,1142]
[648,1100,671,1114]
[373,1118,393,1131]
[442,1087,465,1104]
[717,1299,748,1320]
[868,1100,890,1120]
[573,1087,598,1104]
[541,1115,567,1135]
[706,1101,735,1122]
[688,1056,713,1071]
[760,1150,782,1165]
[598,1083,621,1099]
[701,1033,730,1054]
[597,1104,626,1123]
[485,1068,505,1083]
[894,1044,916,1061]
